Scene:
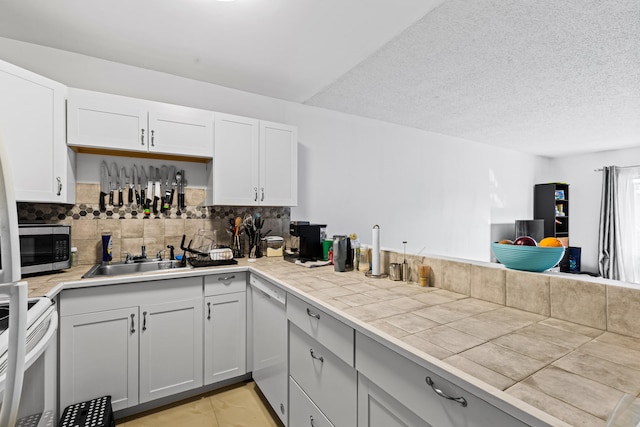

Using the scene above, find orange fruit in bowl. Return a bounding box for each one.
[539,237,564,247]
[498,239,513,245]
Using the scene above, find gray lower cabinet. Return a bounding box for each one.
[59,277,203,413]
[356,332,529,427]
[289,376,334,427]
[358,374,431,427]
[138,298,203,403]
[204,273,247,385]
[287,294,357,427]
[59,306,139,411]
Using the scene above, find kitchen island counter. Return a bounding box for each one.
[28,258,639,426]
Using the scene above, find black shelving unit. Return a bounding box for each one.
[534,183,570,271]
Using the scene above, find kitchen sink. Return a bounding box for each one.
[83,259,191,278]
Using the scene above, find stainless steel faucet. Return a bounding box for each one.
[123,252,134,264]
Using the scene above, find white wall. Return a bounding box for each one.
[0,37,545,262]
[539,147,640,274]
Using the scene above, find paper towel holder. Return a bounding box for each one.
[365,224,388,279]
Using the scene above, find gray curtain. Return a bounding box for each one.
[598,166,623,279]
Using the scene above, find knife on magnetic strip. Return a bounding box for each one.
[145,166,153,217]
[109,163,118,206]
[99,161,109,212]
[153,167,161,215]
[119,166,127,207]
[133,165,140,208]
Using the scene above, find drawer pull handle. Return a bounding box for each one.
[310,415,316,426]
[142,311,148,331]
[207,302,211,320]
[306,308,320,319]
[130,313,135,333]
[218,275,236,281]
[309,348,324,363]
[425,377,467,407]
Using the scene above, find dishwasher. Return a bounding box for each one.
[249,274,287,426]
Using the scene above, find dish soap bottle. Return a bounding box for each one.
[102,232,113,263]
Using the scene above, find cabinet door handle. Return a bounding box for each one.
[218,275,236,281]
[261,187,265,202]
[150,129,155,146]
[56,176,62,196]
[142,311,148,331]
[309,348,324,363]
[425,376,467,407]
[207,302,211,320]
[130,313,135,333]
[141,129,145,145]
[254,187,258,202]
[306,308,320,319]
[309,415,316,426]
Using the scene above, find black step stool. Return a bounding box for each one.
[58,396,115,427]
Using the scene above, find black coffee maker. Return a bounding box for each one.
[289,221,326,261]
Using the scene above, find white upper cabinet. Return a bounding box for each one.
[0,59,75,203]
[259,121,298,206]
[148,104,214,157]
[210,113,297,206]
[212,113,260,205]
[67,88,213,159]
[67,88,147,152]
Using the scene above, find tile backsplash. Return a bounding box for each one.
[18,183,290,265]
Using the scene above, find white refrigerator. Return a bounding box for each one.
[0,133,29,427]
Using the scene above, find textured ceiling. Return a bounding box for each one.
[306,0,640,157]
[0,0,442,102]
[0,0,638,158]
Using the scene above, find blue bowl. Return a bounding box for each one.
[491,242,565,272]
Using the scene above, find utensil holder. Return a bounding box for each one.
[389,263,403,281]
[418,265,431,287]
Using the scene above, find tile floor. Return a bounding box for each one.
[117,381,282,427]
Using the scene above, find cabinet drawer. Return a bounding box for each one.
[289,376,334,427]
[204,272,246,296]
[290,323,357,427]
[356,332,529,427]
[287,294,354,366]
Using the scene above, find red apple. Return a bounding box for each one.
[514,236,537,246]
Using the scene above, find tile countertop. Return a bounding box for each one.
[26,259,640,427]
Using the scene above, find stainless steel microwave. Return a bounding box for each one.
[18,224,71,275]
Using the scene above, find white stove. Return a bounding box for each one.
[0,297,52,356]
[0,296,58,427]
